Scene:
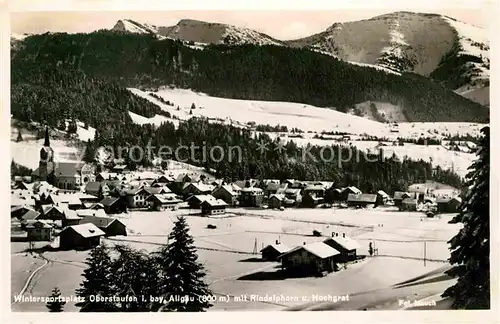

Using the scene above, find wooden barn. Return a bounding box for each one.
[278,242,341,275]
[58,223,105,250]
[323,235,361,262]
[260,243,291,261]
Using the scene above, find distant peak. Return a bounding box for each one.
[177,19,210,25]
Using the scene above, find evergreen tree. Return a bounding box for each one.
[111,244,159,311]
[83,140,96,163]
[46,287,66,312]
[154,216,213,312]
[191,103,196,109]
[76,243,117,312]
[16,128,23,142]
[68,119,78,134]
[442,126,490,309]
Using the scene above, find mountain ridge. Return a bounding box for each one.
[106,12,489,105]
[11,31,488,131]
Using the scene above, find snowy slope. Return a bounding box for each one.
[126,87,484,177]
[112,19,159,34]
[128,87,484,137]
[443,16,489,82]
[286,11,489,103]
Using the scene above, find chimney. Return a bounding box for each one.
[343,233,345,238]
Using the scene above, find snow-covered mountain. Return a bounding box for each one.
[112,19,160,35]
[111,18,284,46]
[286,11,489,105]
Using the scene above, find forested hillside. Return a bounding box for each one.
[85,117,464,193]
[11,31,488,128]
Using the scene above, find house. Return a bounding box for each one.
[74,192,99,204]
[376,190,390,205]
[112,164,130,174]
[58,223,105,250]
[284,188,301,200]
[278,242,341,274]
[79,214,114,228]
[146,194,182,211]
[123,188,151,208]
[95,172,119,182]
[303,185,326,198]
[393,191,411,207]
[52,194,83,210]
[201,199,228,215]
[21,210,41,222]
[103,219,127,237]
[61,209,83,227]
[39,205,66,221]
[84,202,105,210]
[26,220,53,241]
[340,187,362,201]
[268,194,286,209]
[346,194,378,208]
[153,175,173,185]
[301,193,324,208]
[100,196,127,214]
[264,182,287,197]
[76,208,107,217]
[182,182,215,198]
[325,187,343,203]
[260,243,291,261]
[212,185,239,206]
[437,197,462,213]
[145,186,171,195]
[11,205,34,219]
[85,182,110,198]
[400,198,418,211]
[187,194,216,209]
[239,187,264,207]
[234,179,260,190]
[409,181,460,198]
[323,235,361,262]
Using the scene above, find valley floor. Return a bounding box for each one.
[11,207,458,312]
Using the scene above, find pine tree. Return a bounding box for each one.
[46,287,66,312]
[76,243,117,312]
[154,216,213,312]
[16,128,23,142]
[442,126,489,309]
[83,140,96,163]
[111,244,159,311]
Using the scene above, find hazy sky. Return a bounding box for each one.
[10,5,490,40]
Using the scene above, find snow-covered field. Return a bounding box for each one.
[443,16,489,82]
[11,207,458,311]
[127,87,482,177]
[128,111,180,128]
[11,138,83,170]
[129,87,484,137]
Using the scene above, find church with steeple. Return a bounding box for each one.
[32,128,95,190]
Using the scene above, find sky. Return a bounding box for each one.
[10,3,491,40]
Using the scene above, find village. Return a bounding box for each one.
[9,128,466,311]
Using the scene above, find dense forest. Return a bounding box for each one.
[11,31,488,131]
[84,118,464,193]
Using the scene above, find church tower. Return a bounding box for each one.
[39,127,54,181]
